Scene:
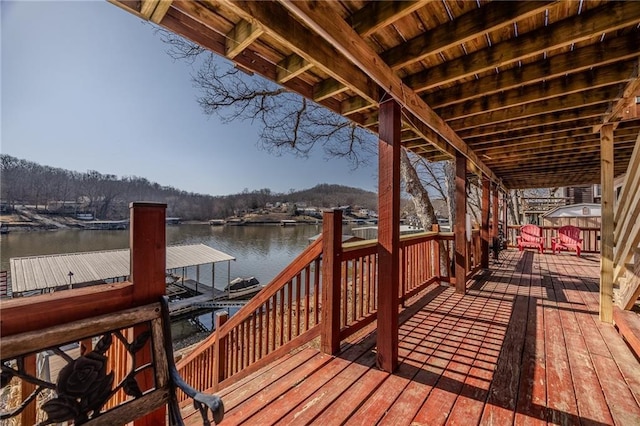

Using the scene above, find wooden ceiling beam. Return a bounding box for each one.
[474,127,640,155]
[437,63,635,121]
[423,33,640,109]
[313,78,350,102]
[160,6,361,131]
[382,1,554,70]
[308,1,430,104]
[279,0,499,184]
[484,140,637,165]
[456,105,606,139]
[464,121,599,144]
[225,19,264,59]
[211,0,379,104]
[277,54,314,84]
[348,0,430,37]
[594,61,640,132]
[448,86,617,131]
[404,1,640,93]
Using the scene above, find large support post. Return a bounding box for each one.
[130,202,167,426]
[321,210,342,355]
[492,184,499,240]
[377,97,400,373]
[600,124,614,323]
[481,177,491,268]
[455,152,468,294]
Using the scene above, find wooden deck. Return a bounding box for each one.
[184,249,640,425]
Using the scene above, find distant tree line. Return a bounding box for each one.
[0,155,377,221]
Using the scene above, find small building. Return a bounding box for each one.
[542,203,601,228]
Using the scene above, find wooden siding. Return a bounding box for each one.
[182,249,640,425]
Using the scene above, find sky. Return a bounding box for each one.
[1,1,378,196]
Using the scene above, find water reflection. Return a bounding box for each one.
[0,224,330,290]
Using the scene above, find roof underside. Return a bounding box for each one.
[10,243,236,293]
[111,0,640,189]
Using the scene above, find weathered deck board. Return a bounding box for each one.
[184,250,640,426]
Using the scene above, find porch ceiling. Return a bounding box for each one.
[111,0,640,189]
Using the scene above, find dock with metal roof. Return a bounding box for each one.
[9,243,235,296]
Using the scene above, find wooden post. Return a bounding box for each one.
[376,97,400,373]
[20,354,36,425]
[455,152,468,294]
[502,190,509,244]
[213,310,228,391]
[600,124,614,323]
[481,177,491,269]
[432,224,441,284]
[321,210,342,355]
[492,184,499,240]
[130,202,167,426]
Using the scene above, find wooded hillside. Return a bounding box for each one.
[0,155,377,220]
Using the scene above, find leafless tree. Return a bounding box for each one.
[159,29,444,228]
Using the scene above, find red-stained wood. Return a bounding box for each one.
[219,352,331,424]
[591,353,640,425]
[492,184,499,240]
[1,282,134,336]
[130,202,167,426]
[481,177,490,268]
[377,97,401,373]
[613,307,640,360]
[321,210,342,354]
[180,250,640,426]
[20,354,36,426]
[454,152,467,293]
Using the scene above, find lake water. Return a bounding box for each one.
[0,223,341,291]
[1,223,363,341]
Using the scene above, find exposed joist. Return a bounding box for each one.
[484,140,637,165]
[213,0,379,104]
[405,1,640,92]
[348,0,429,37]
[382,1,554,70]
[313,78,350,102]
[455,105,606,138]
[277,54,314,84]
[594,61,640,132]
[423,32,640,109]
[437,64,635,121]
[448,86,617,131]
[279,0,499,184]
[225,19,264,59]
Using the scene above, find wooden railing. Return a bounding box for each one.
[176,215,459,395]
[176,238,323,395]
[613,133,640,310]
[507,225,601,253]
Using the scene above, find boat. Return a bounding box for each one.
[224,276,263,299]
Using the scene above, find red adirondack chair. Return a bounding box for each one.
[517,224,544,254]
[552,225,582,257]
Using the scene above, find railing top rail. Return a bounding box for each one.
[1,282,135,337]
[215,237,323,337]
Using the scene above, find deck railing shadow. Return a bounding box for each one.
[343,258,613,425]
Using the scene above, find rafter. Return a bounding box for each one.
[348,0,429,37]
[382,1,554,70]
[279,0,498,184]
[455,105,606,138]
[276,54,314,84]
[405,1,640,92]
[210,0,380,104]
[225,19,264,59]
[423,32,640,109]
[448,86,617,131]
[437,64,635,121]
[594,61,640,132]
